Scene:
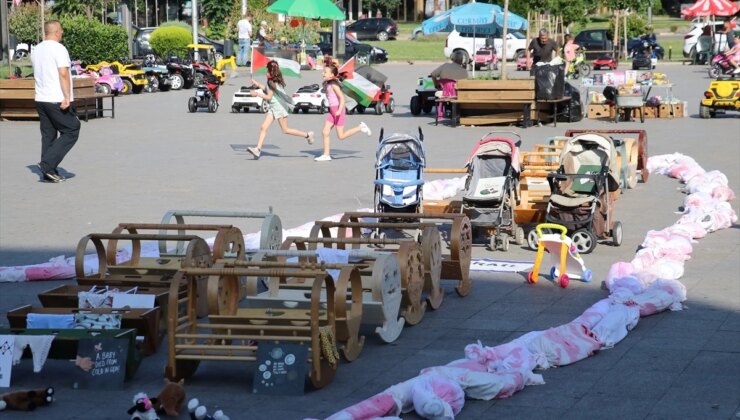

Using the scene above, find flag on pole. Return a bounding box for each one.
[250,48,301,77]
[338,57,380,107]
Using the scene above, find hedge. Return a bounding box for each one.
[150,26,192,58]
[59,16,128,64]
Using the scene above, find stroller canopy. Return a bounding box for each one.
[466,137,520,173]
[559,134,620,191]
[376,133,425,169]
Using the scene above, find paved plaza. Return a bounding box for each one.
[0,62,738,420]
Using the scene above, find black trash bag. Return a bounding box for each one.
[556,82,583,122]
[534,63,565,100]
[603,86,617,102]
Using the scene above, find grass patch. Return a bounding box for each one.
[0,63,32,79]
[661,38,684,61]
[366,39,446,61]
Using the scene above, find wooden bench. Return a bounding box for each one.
[0,328,141,379]
[449,79,536,128]
[6,306,161,356]
[0,77,114,121]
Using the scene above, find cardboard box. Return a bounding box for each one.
[587,104,612,119]
[658,102,685,118]
[643,105,658,119]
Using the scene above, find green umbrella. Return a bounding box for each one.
[267,0,346,20]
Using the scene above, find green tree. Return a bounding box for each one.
[364,0,402,15]
[51,0,88,17]
[201,0,232,39]
[9,3,45,44]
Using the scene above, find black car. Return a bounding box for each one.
[132,26,226,60]
[346,18,398,41]
[573,29,614,59]
[316,31,388,64]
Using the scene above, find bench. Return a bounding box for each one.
[6,306,161,356]
[0,328,141,379]
[0,77,114,121]
[449,79,536,128]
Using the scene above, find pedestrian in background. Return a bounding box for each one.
[237,13,253,66]
[32,20,79,183]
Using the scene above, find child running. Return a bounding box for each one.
[315,63,372,162]
[247,60,314,159]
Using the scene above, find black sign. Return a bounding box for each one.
[73,338,128,389]
[252,342,308,395]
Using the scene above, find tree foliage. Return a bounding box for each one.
[9,3,44,44]
[609,12,648,38]
[364,0,402,14]
[59,16,128,64]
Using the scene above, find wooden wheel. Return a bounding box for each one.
[420,226,444,310]
[184,238,213,318]
[450,216,473,296]
[259,214,283,250]
[334,267,365,362]
[372,253,404,343]
[206,263,240,315]
[398,242,426,325]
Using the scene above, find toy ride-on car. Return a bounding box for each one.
[410,76,436,116]
[474,47,498,71]
[593,53,618,70]
[291,84,328,114]
[353,84,394,115]
[187,43,236,85]
[231,85,268,113]
[699,79,740,118]
[188,73,220,113]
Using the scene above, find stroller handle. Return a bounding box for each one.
[481,130,522,146]
[536,223,568,238]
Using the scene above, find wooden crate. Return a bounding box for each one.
[587,103,612,119]
[643,105,658,119]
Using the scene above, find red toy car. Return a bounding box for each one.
[593,54,618,70]
[353,84,395,115]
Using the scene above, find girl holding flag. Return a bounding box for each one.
[247,60,314,159]
[315,63,372,162]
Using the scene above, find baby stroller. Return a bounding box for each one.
[373,128,426,214]
[188,72,220,113]
[461,132,524,251]
[545,133,623,254]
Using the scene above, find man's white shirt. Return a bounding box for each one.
[238,19,252,40]
[32,40,73,102]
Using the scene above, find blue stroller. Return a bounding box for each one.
[373,128,426,214]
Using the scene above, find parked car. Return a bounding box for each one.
[346,18,398,41]
[683,21,731,58]
[574,29,614,59]
[443,29,526,64]
[316,31,388,64]
[132,26,226,60]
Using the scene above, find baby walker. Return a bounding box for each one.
[527,223,593,288]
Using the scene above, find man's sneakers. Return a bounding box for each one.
[359,122,372,136]
[306,131,315,145]
[37,163,65,183]
[247,146,261,159]
[314,154,332,162]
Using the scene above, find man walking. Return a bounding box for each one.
[237,13,253,66]
[32,20,79,183]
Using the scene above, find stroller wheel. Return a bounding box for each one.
[558,274,570,288]
[488,236,497,251]
[526,229,539,250]
[611,221,623,247]
[572,229,597,254]
[514,226,525,245]
[500,234,510,252]
[583,269,593,283]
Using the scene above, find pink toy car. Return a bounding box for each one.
[71,61,123,95]
[516,52,531,71]
[474,48,498,71]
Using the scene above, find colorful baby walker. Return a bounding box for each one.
[527,223,593,288]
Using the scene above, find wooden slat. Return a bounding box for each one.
[458,90,535,101]
[457,79,534,90]
[460,113,523,125]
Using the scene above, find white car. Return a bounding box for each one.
[683,21,730,57]
[291,84,328,114]
[231,85,268,113]
[443,29,527,63]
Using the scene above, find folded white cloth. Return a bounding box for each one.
[26,313,75,329]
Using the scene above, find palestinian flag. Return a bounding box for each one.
[251,48,301,77]
[338,56,380,107]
